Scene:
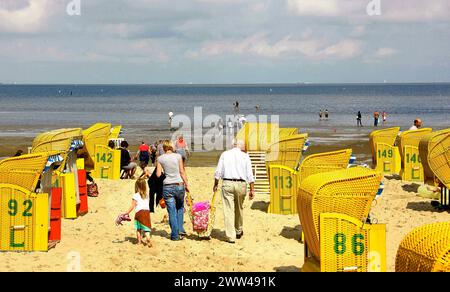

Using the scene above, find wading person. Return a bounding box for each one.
[213,139,255,243]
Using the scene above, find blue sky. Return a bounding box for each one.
[0,0,449,84]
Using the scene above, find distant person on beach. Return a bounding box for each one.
[156,140,190,241]
[325,109,329,119]
[13,150,23,157]
[217,118,224,132]
[156,140,165,158]
[319,109,323,120]
[373,111,380,127]
[120,141,137,179]
[233,101,240,114]
[227,118,234,135]
[238,115,247,130]
[122,178,153,247]
[382,111,387,124]
[357,111,363,127]
[409,119,422,130]
[136,141,151,170]
[174,134,190,164]
[168,112,174,130]
[150,141,157,166]
[108,140,116,149]
[255,105,260,113]
[213,139,255,243]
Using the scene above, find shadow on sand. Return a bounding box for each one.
[251,201,269,213]
[280,225,302,242]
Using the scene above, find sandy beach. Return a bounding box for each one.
[0,166,448,272]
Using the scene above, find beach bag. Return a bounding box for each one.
[192,202,210,231]
[87,183,99,197]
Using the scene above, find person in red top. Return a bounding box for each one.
[136,141,151,170]
[373,111,380,127]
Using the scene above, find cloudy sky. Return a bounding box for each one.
[0,0,449,84]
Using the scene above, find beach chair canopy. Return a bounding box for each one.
[278,128,298,140]
[235,122,280,151]
[79,123,112,169]
[369,127,400,164]
[297,167,382,260]
[398,128,433,158]
[396,222,450,272]
[266,134,308,170]
[298,149,352,182]
[419,129,450,186]
[109,125,122,140]
[31,128,83,153]
[0,152,62,191]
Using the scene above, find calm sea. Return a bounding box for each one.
[0,83,449,145]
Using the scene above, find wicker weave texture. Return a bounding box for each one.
[31,128,82,153]
[79,123,112,170]
[426,132,450,188]
[298,149,352,182]
[266,134,308,170]
[235,122,280,151]
[268,165,299,215]
[369,127,400,164]
[395,222,450,272]
[298,167,382,260]
[399,128,433,158]
[419,129,450,186]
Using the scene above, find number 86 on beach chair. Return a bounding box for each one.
[298,167,387,272]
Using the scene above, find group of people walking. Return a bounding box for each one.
[355,111,388,127]
[120,136,254,246]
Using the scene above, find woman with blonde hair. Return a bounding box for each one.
[156,140,190,241]
[122,178,153,247]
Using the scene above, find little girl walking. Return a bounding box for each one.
[123,178,153,247]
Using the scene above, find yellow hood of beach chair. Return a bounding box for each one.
[266,133,308,170]
[0,152,58,191]
[297,167,382,260]
[419,129,450,186]
[278,128,298,140]
[80,123,112,169]
[31,128,83,153]
[298,149,352,182]
[398,128,433,158]
[235,122,280,151]
[369,127,400,164]
[109,125,122,139]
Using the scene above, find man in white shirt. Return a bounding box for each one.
[409,118,422,131]
[213,139,255,243]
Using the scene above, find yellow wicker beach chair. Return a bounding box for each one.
[0,183,49,251]
[395,222,450,272]
[369,127,401,174]
[268,165,300,215]
[419,130,450,189]
[79,123,112,170]
[266,134,308,171]
[399,128,433,182]
[298,167,384,272]
[278,128,298,140]
[298,149,352,182]
[0,153,54,191]
[235,122,280,151]
[91,144,121,180]
[109,125,122,140]
[31,128,83,153]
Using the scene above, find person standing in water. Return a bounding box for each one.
[382,111,387,124]
[357,111,363,127]
[325,109,329,119]
[373,111,380,127]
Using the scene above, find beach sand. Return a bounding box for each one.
[0,166,449,272]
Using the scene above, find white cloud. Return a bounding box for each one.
[192,33,361,60]
[376,47,397,57]
[0,0,51,33]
